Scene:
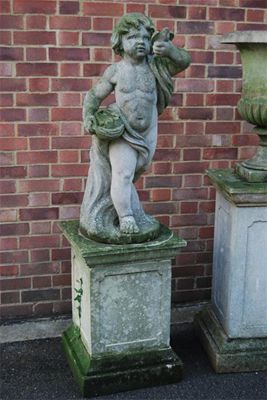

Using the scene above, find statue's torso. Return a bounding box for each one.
[114,60,157,132]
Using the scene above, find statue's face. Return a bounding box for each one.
[121,25,151,60]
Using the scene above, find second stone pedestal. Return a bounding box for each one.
[195,169,267,373]
[60,221,186,397]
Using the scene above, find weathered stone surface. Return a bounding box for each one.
[80,13,191,243]
[60,220,186,396]
[195,307,267,373]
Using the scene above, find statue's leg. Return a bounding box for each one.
[109,139,139,234]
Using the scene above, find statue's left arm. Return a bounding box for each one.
[153,40,191,76]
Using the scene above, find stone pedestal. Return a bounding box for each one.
[195,169,267,372]
[60,220,186,397]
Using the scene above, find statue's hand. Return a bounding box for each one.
[84,114,96,134]
[153,40,174,57]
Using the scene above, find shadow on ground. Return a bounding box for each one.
[0,324,266,400]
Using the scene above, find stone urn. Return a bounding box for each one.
[222,31,267,182]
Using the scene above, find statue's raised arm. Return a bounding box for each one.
[80,13,191,244]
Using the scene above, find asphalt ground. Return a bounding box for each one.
[1,324,266,400]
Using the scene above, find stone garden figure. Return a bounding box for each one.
[80,13,191,244]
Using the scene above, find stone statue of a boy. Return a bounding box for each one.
[80,13,190,244]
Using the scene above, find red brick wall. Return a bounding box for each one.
[0,0,266,320]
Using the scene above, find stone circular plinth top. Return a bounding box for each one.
[221,30,267,43]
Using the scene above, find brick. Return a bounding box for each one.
[20,208,59,221]
[0,305,34,319]
[177,278,194,290]
[209,7,245,21]
[0,250,29,264]
[20,261,60,276]
[0,15,23,29]
[176,79,214,92]
[29,109,49,122]
[51,108,82,121]
[206,93,240,106]
[63,178,82,192]
[0,181,16,194]
[93,48,112,62]
[52,192,83,205]
[31,249,50,262]
[52,78,90,91]
[33,276,52,289]
[20,235,60,249]
[0,210,17,222]
[183,174,202,186]
[29,78,49,92]
[240,0,267,7]
[51,248,71,261]
[0,63,12,76]
[180,202,198,214]
[208,66,242,78]
[59,93,80,107]
[188,6,207,19]
[29,165,49,178]
[177,21,214,34]
[19,179,60,193]
[196,277,212,289]
[16,63,58,77]
[59,151,79,163]
[0,32,11,45]
[26,48,47,62]
[83,64,111,77]
[52,164,88,177]
[0,108,25,122]
[0,265,19,277]
[52,136,89,149]
[83,2,124,16]
[0,195,28,207]
[205,122,240,134]
[92,17,113,31]
[18,123,59,137]
[59,206,80,219]
[203,148,237,160]
[0,138,27,151]
[199,227,214,239]
[246,9,265,22]
[0,152,15,166]
[29,193,50,207]
[148,5,186,18]
[179,108,213,120]
[14,0,56,14]
[144,202,177,215]
[1,292,20,304]
[82,33,111,47]
[17,151,57,164]
[60,64,81,77]
[172,265,204,278]
[0,238,18,251]
[60,1,80,15]
[49,16,91,30]
[0,94,13,107]
[16,93,58,107]
[186,94,204,107]
[22,289,60,303]
[31,222,51,234]
[186,36,206,49]
[49,48,89,61]
[0,223,29,236]
[29,137,49,150]
[52,274,71,287]
[0,166,27,179]
[0,1,10,13]
[0,47,23,61]
[58,31,79,46]
[26,15,47,29]
[172,289,211,303]
[153,149,181,161]
[14,31,56,45]
[173,188,208,201]
[0,278,31,291]
[151,189,171,202]
[145,176,182,188]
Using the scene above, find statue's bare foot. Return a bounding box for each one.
[120,216,139,234]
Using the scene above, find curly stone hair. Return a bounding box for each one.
[111,13,155,56]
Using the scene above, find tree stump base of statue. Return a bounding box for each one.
[60,220,186,397]
[195,169,267,373]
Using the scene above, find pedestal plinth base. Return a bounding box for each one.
[60,220,186,397]
[62,324,183,398]
[236,162,267,183]
[195,307,267,373]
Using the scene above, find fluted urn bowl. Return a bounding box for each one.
[222,31,267,182]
